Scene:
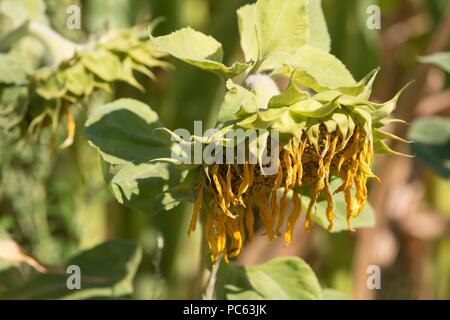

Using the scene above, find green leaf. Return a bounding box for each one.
[81,49,122,82]
[268,77,309,108]
[369,83,409,122]
[338,68,379,99]
[290,98,340,118]
[373,139,412,158]
[85,98,171,165]
[283,45,356,91]
[85,99,188,213]
[246,257,322,299]
[305,179,376,232]
[65,63,92,97]
[120,56,145,92]
[0,20,29,52]
[217,257,322,300]
[128,46,170,69]
[307,0,330,52]
[34,67,67,100]
[226,289,264,300]
[217,80,258,123]
[257,107,288,122]
[321,289,350,300]
[256,0,309,59]
[151,27,249,77]
[102,161,185,214]
[374,128,410,145]
[0,240,142,299]
[0,85,29,132]
[419,52,450,73]
[408,117,450,179]
[313,69,380,102]
[0,53,31,85]
[0,268,28,295]
[237,4,259,64]
[257,52,290,72]
[0,0,48,26]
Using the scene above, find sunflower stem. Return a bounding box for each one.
[27,22,84,66]
[203,254,222,300]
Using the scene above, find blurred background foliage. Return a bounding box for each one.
[0,0,449,299]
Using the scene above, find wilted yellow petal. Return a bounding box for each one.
[188,185,203,236]
[284,192,301,245]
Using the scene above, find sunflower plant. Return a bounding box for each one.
[85,0,409,299]
[0,19,168,151]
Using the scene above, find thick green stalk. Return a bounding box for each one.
[27,22,83,66]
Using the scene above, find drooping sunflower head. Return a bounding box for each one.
[25,24,169,147]
[147,0,411,264]
[181,70,409,264]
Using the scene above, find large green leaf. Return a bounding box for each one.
[256,0,309,59]
[151,27,250,77]
[419,52,450,73]
[0,240,142,299]
[283,45,356,91]
[408,117,450,179]
[102,161,185,214]
[307,0,330,52]
[85,98,171,165]
[246,257,322,299]
[217,256,322,300]
[85,99,187,213]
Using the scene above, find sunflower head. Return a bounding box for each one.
[167,69,408,263]
[23,24,169,147]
